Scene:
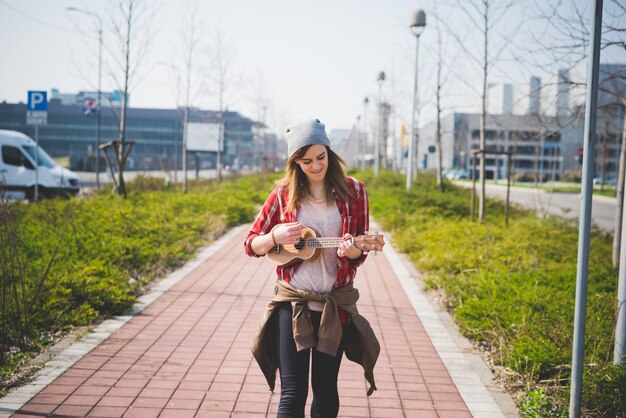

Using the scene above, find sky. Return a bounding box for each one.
[1,0,625,136]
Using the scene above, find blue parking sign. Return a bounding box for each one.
[27,91,47,111]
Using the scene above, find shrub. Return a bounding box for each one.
[0,174,276,391]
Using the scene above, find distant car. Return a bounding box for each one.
[445,168,469,180]
[593,177,617,185]
[454,169,469,179]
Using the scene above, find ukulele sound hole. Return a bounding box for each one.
[295,238,306,250]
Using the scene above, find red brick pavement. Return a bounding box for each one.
[13,228,472,417]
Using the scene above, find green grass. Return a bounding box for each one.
[359,169,625,417]
[0,174,276,392]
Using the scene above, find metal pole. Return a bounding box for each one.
[361,97,368,171]
[471,154,477,222]
[506,152,511,227]
[569,0,603,416]
[407,33,420,190]
[34,125,39,201]
[183,106,189,192]
[615,177,626,363]
[375,82,382,177]
[615,104,626,363]
[96,23,102,189]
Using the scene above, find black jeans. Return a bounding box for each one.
[274,302,345,418]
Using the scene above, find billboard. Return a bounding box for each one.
[187,122,221,152]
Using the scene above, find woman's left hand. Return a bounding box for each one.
[337,233,362,259]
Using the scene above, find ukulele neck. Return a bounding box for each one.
[304,237,353,249]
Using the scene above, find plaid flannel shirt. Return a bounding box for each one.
[244,176,370,290]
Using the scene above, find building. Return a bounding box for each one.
[0,95,258,173]
[570,64,626,181]
[419,66,626,182]
[50,88,124,108]
[528,76,541,116]
[556,69,570,117]
[418,112,580,181]
[487,83,513,116]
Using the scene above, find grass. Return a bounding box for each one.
[0,174,275,393]
[359,169,625,417]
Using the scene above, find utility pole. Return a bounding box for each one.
[375,71,385,177]
[361,97,368,171]
[569,0,603,416]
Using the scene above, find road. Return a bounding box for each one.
[458,182,617,233]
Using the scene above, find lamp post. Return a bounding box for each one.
[375,71,385,177]
[67,7,102,189]
[362,97,369,170]
[407,10,426,190]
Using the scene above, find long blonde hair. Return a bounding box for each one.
[280,145,352,213]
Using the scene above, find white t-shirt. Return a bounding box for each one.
[291,198,343,311]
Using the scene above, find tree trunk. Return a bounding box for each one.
[117,0,133,197]
[478,1,489,222]
[183,106,189,192]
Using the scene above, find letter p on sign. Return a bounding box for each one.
[27,91,47,111]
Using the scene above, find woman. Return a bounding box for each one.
[244,118,379,418]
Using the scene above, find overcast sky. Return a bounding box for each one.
[1,0,625,135]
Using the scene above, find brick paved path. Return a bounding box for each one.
[10,228,476,418]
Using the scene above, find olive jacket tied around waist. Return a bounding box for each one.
[250,279,380,396]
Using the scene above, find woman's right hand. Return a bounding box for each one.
[273,222,303,245]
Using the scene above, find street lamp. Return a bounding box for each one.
[67,7,103,189]
[375,71,385,177]
[362,96,369,170]
[407,9,426,190]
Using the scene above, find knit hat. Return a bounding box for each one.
[285,118,331,159]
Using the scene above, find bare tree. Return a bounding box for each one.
[429,5,459,192]
[204,28,245,183]
[528,1,626,264]
[446,0,518,221]
[169,2,207,193]
[104,0,156,196]
[250,70,274,173]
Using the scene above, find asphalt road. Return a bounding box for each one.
[458,182,617,233]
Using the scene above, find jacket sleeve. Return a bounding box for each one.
[348,181,370,267]
[244,186,281,258]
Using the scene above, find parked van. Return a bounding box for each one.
[0,130,80,200]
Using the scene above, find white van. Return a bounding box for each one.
[0,129,80,200]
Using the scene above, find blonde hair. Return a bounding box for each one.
[280,146,352,213]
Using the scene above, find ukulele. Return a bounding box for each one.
[266,225,385,267]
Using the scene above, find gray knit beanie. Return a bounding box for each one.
[285,118,331,159]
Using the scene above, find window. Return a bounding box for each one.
[21,145,56,168]
[2,145,32,168]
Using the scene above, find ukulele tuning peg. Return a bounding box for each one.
[374,231,379,235]
[363,251,368,255]
[364,230,369,235]
[374,250,379,256]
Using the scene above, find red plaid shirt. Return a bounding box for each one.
[244,176,370,290]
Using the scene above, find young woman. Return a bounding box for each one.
[245,118,379,418]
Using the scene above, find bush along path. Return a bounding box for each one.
[359,170,625,417]
[0,175,274,394]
